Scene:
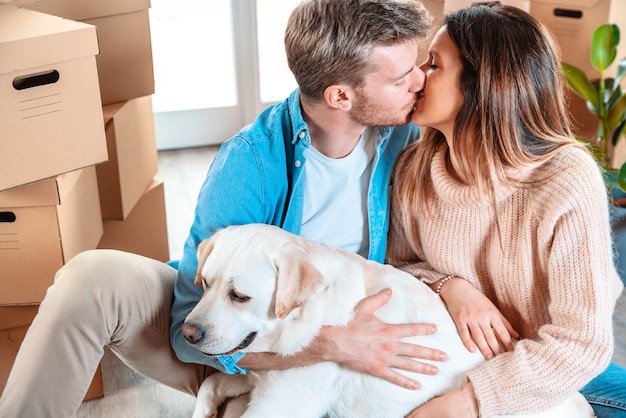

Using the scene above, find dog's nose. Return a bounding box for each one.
[182,322,205,345]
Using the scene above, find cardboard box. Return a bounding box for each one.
[0,0,37,4]
[21,0,155,105]
[0,166,103,304]
[530,0,626,76]
[530,0,626,139]
[416,0,445,67]
[20,0,150,21]
[98,180,170,262]
[0,5,108,191]
[85,10,154,105]
[97,96,158,220]
[0,305,104,401]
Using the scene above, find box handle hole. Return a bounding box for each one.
[0,212,16,223]
[553,8,583,19]
[13,70,60,90]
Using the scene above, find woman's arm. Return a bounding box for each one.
[388,202,518,359]
[434,276,518,359]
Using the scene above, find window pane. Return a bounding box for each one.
[150,0,237,112]
[255,0,299,103]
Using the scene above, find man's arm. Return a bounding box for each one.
[170,138,281,372]
[239,289,447,390]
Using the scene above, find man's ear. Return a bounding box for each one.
[323,84,353,111]
[273,249,326,320]
[194,238,215,286]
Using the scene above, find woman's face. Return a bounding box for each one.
[412,26,464,139]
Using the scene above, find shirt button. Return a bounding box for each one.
[298,131,306,139]
[295,160,301,168]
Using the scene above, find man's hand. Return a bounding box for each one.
[305,288,447,390]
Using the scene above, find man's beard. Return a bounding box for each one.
[350,90,415,127]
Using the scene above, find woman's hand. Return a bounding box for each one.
[439,278,518,359]
[405,383,478,418]
[306,288,448,390]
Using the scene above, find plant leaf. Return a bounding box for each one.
[586,100,600,116]
[608,94,626,130]
[614,57,626,89]
[591,24,618,71]
[593,78,617,114]
[607,79,621,107]
[614,118,626,146]
[562,62,599,107]
[611,24,621,49]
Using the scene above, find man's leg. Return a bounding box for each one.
[580,362,626,418]
[0,249,207,417]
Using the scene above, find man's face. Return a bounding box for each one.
[350,41,424,127]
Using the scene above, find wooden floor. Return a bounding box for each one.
[74,145,626,417]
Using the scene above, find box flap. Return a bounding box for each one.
[0,177,60,207]
[57,166,103,260]
[102,100,126,125]
[18,0,150,20]
[0,168,83,208]
[0,5,99,74]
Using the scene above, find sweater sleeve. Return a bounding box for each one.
[386,197,445,283]
[469,153,623,416]
[389,146,623,416]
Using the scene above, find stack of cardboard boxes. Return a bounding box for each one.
[0,0,169,402]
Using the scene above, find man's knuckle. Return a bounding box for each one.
[378,340,395,352]
[370,363,387,376]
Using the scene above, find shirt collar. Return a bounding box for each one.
[287,88,393,149]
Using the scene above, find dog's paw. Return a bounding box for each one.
[191,379,221,418]
[191,401,219,418]
[192,372,254,418]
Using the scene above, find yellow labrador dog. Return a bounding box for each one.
[183,224,594,418]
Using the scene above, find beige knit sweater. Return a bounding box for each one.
[387,145,624,417]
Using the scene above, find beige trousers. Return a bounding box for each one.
[0,249,211,418]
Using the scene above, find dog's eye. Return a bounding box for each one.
[230,289,250,303]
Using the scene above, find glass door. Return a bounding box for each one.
[150,0,299,149]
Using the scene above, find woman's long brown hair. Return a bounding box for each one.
[393,2,587,220]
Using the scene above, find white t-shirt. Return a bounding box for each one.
[300,129,376,257]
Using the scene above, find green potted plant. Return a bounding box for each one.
[562,23,626,195]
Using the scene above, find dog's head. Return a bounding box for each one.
[182,224,328,356]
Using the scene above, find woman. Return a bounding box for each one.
[387,3,626,417]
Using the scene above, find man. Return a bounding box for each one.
[0,1,440,416]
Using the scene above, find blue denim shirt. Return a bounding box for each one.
[169,89,420,374]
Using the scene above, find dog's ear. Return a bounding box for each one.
[194,238,216,286]
[274,250,326,320]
